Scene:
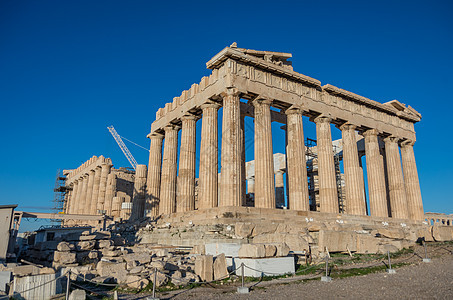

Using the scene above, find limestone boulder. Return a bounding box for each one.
[96,239,113,249]
[432,226,453,242]
[75,241,96,251]
[213,254,228,280]
[378,243,401,254]
[377,229,405,240]
[96,261,127,278]
[235,222,255,239]
[68,289,86,300]
[54,251,77,264]
[417,227,434,242]
[238,244,266,258]
[101,249,122,257]
[123,252,151,264]
[283,234,310,251]
[264,245,277,257]
[150,271,168,287]
[125,275,149,289]
[275,242,290,257]
[154,248,169,257]
[148,260,165,271]
[57,242,75,252]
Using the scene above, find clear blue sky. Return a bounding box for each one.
[1,0,452,231]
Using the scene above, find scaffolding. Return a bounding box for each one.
[52,169,68,225]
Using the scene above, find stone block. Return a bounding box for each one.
[356,235,379,254]
[150,271,168,287]
[213,254,228,280]
[318,230,357,252]
[75,241,96,251]
[235,222,255,238]
[149,261,165,271]
[283,234,310,251]
[96,239,113,249]
[264,245,277,257]
[251,223,278,237]
[194,255,213,282]
[238,244,266,258]
[0,271,12,292]
[96,261,126,277]
[191,245,206,255]
[57,242,75,252]
[54,251,77,264]
[12,265,40,276]
[205,243,242,257]
[125,275,149,289]
[123,252,151,264]
[417,227,434,242]
[377,229,405,239]
[432,226,453,242]
[69,289,86,300]
[233,257,295,277]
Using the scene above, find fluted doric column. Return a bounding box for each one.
[220,89,242,207]
[84,170,95,214]
[160,125,180,215]
[177,115,197,212]
[89,167,102,215]
[96,163,112,214]
[400,140,424,220]
[145,133,164,217]
[363,129,388,217]
[252,98,275,209]
[198,102,220,209]
[73,178,84,216]
[314,115,338,213]
[384,136,408,219]
[340,123,366,215]
[103,173,117,216]
[285,107,309,211]
[131,164,148,220]
[275,170,285,208]
[78,175,89,214]
[68,180,79,214]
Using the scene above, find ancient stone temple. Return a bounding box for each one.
[143,44,424,222]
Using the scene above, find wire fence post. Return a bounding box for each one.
[423,239,431,263]
[65,270,70,300]
[386,250,396,273]
[321,255,332,282]
[237,263,249,294]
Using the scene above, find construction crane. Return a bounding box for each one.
[107,125,139,170]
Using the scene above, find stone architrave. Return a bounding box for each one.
[145,133,164,217]
[363,129,388,217]
[131,164,148,220]
[252,98,275,209]
[85,170,96,215]
[285,107,309,211]
[160,125,179,215]
[314,115,339,213]
[96,164,112,214]
[103,173,117,216]
[384,136,408,219]
[220,89,243,207]
[198,102,220,209]
[340,124,366,215]
[89,167,102,215]
[400,140,424,220]
[177,115,197,212]
[78,175,89,214]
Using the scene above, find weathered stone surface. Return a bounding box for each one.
[264,245,277,257]
[377,229,405,239]
[12,265,40,276]
[432,226,453,242]
[252,223,278,237]
[191,245,205,255]
[101,249,122,257]
[238,244,266,258]
[417,227,434,242]
[194,255,213,282]
[356,235,379,254]
[275,243,290,257]
[69,289,86,300]
[205,243,242,257]
[234,257,295,277]
[213,254,228,280]
[57,242,75,252]
[149,261,165,271]
[96,239,113,249]
[123,252,151,264]
[125,275,149,289]
[378,243,400,253]
[150,271,168,287]
[235,222,255,238]
[76,241,96,251]
[154,248,169,257]
[318,230,357,252]
[54,251,77,264]
[96,261,126,278]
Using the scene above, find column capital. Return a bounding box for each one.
[362,128,380,137]
[163,124,181,132]
[200,101,221,110]
[338,123,357,131]
[400,139,415,147]
[220,88,240,98]
[312,114,332,124]
[181,113,198,122]
[383,135,401,144]
[251,97,273,107]
[147,131,164,140]
[284,104,305,115]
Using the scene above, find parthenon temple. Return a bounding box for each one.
[63,44,425,226]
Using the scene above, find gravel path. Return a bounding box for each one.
[160,251,453,300]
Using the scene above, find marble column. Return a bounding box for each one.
[275,170,285,208]
[384,136,408,219]
[340,124,366,215]
[285,107,310,211]
[69,180,79,214]
[131,164,148,220]
[252,98,275,209]
[177,115,197,212]
[363,129,388,217]
[220,89,242,207]
[145,133,164,217]
[103,173,117,216]
[160,125,179,215]
[73,178,84,215]
[96,164,112,214]
[78,174,89,214]
[199,102,220,209]
[314,115,338,213]
[400,140,424,220]
[65,189,72,215]
[84,170,95,214]
[89,167,102,215]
